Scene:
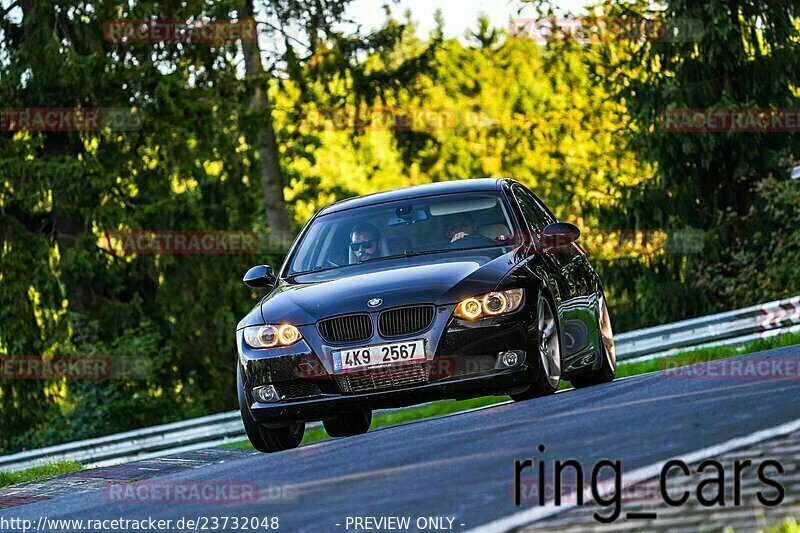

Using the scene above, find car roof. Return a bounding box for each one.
[318,178,508,215]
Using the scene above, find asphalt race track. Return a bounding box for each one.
[3,345,800,532]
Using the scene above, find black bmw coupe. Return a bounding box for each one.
[236,178,615,452]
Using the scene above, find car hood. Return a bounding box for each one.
[245,248,520,327]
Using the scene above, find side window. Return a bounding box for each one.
[512,185,552,232]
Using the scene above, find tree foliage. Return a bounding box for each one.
[591,0,800,325]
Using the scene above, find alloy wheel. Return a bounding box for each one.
[538,296,561,388]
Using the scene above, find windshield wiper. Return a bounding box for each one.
[290,253,416,274]
[360,244,504,263]
[288,265,339,277]
[357,251,416,264]
[403,243,505,256]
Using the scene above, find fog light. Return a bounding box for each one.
[502,351,518,367]
[253,385,280,403]
[497,350,524,369]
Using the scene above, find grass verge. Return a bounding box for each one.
[0,461,83,489]
[225,331,800,452]
[615,331,800,379]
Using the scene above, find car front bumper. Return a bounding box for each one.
[237,303,537,424]
[248,368,531,425]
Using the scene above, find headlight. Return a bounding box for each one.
[454,289,525,320]
[243,324,302,348]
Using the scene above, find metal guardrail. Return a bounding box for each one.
[0,411,246,472]
[1,295,799,473]
[616,294,800,361]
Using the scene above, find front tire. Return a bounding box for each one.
[323,409,372,437]
[237,366,305,452]
[510,293,561,402]
[570,294,616,388]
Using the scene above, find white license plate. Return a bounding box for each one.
[333,340,425,372]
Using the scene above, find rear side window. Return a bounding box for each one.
[512,185,554,232]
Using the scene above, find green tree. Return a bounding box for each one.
[595,0,800,325]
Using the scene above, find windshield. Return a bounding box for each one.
[286,192,516,276]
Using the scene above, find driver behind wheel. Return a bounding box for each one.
[350,223,381,263]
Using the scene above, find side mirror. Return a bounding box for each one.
[540,222,580,252]
[243,265,276,288]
